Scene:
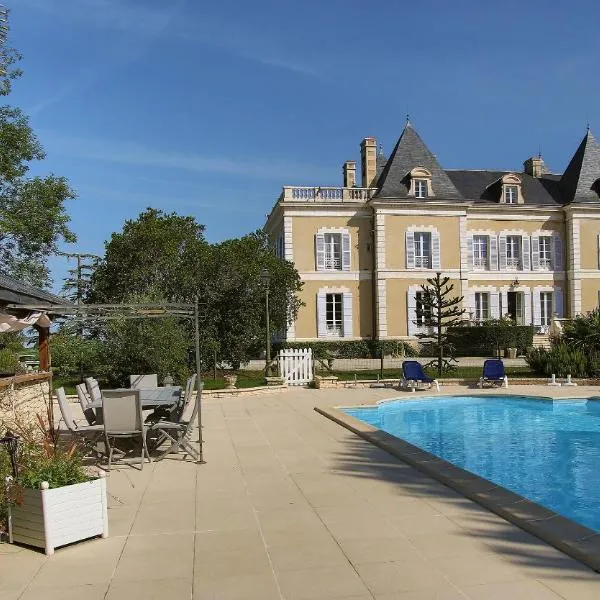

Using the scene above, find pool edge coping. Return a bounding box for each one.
[315,404,600,573]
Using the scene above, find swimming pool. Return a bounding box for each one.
[343,395,600,532]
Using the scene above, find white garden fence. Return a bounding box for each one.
[278,348,313,386]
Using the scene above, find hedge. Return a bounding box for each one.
[447,325,534,357]
[271,340,417,360]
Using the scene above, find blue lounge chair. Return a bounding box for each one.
[479,359,508,388]
[401,360,440,392]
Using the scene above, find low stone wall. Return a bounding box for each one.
[203,384,287,399]
[0,372,52,433]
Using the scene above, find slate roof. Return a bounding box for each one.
[0,273,68,307]
[375,122,462,199]
[373,123,600,206]
[446,170,564,205]
[560,130,600,203]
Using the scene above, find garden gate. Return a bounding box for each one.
[278,348,313,385]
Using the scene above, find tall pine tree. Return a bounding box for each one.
[415,272,465,376]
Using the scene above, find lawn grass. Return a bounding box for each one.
[201,370,267,390]
[320,366,537,381]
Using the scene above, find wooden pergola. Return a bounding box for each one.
[0,273,71,371]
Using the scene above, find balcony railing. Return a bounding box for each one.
[473,257,489,269]
[506,257,521,269]
[415,256,431,269]
[538,258,552,269]
[323,256,342,270]
[281,186,376,202]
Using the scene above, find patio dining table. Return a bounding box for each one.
[89,386,182,410]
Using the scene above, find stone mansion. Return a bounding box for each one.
[265,122,600,342]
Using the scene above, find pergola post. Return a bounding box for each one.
[36,325,50,372]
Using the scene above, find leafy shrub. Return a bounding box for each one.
[49,334,104,378]
[563,309,600,356]
[526,343,589,378]
[447,324,534,357]
[0,348,19,374]
[272,340,417,360]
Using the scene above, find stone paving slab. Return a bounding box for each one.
[3,385,600,599]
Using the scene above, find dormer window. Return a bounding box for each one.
[407,167,433,198]
[499,174,523,204]
[414,179,428,198]
[504,185,518,204]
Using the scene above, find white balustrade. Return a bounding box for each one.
[281,186,375,202]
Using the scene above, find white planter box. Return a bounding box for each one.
[8,473,108,555]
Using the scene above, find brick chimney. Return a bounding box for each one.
[360,137,377,187]
[523,155,547,178]
[342,160,356,187]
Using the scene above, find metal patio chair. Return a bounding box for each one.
[102,389,151,470]
[55,387,104,452]
[85,377,102,403]
[130,374,158,389]
[148,383,203,461]
[76,383,97,425]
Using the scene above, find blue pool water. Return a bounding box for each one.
[343,396,600,532]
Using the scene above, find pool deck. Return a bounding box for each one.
[2,384,600,599]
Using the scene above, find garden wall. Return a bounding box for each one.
[0,373,51,432]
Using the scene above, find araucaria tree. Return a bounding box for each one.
[0,11,76,286]
[415,272,465,376]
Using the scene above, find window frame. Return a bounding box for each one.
[540,291,553,327]
[414,179,428,199]
[538,236,553,269]
[505,235,522,268]
[415,291,432,327]
[472,235,489,270]
[325,292,343,336]
[474,292,490,322]
[413,231,432,269]
[323,232,342,271]
[504,185,519,204]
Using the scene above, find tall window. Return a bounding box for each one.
[415,291,432,327]
[414,179,428,199]
[474,292,489,321]
[414,232,432,268]
[504,185,518,204]
[540,292,553,327]
[325,293,343,336]
[324,233,342,270]
[506,235,521,268]
[538,236,552,269]
[473,235,489,269]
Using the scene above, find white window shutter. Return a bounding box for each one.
[554,236,563,270]
[342,291,353,338]
[467,235,474,270]
[529,291,537,326]
[554,288,564,318]
[407,288,417,336]
[341,232,351,271]
[406,231,415,269]
[501,289,508,317]
[523,290,541,325]
[489,235,498,271]
[317,292,327,338]
[431,230,441,270]
[498,234,507,270]
[531,235,540,270]
[315,233,325,271]
[522,234,531,271]
[490,291,500,319]
[468,291,476,317]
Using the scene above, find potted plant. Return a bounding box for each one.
[3,411,108,555]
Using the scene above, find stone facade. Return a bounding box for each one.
[0,373,52,434]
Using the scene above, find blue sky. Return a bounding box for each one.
[9,0,600,291]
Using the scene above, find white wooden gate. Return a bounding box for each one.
[278,348,313,385]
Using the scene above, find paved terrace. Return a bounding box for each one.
[2,385,600,599]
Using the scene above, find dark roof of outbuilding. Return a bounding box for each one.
[0,273,68,307]
[375,123,462,199]
[560,130,600,203]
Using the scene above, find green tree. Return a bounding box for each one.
[89,209,303,371]
[415,272,465,376]
[0,13,76,286]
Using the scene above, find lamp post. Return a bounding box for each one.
[260,269,271,376]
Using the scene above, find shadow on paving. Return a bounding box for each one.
[330,435,600,581]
